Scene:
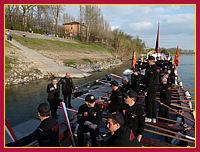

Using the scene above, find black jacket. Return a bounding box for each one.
[77,103,102,126]
[108,87,122,113]
[46,83,60,102]
[121,104,145,136]
[105,126,141,147]
[6,117,60,147]
[160,84,171,104]
[131,73,141,93]
[59,77,75,94]
[145,64,160,91]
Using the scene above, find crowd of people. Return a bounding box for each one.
[6,55,176,147]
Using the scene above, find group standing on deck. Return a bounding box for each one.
[6,55,177,147]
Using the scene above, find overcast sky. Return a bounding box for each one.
[64,5,195,50]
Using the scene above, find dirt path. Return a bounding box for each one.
[6,38,90,78]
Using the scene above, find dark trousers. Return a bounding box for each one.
[158,105,169,119]
[7,35,12,41]
[49,99,58,119]
[145,86,158,118]
[77,125,99,147]
[63,91,72,107]
[158,96,171,119]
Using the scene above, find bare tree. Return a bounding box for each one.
[48,5,63,37]
[6,5,15,29]
[79,5,83,41]
[20,5,34,31]
[63,13,75,23]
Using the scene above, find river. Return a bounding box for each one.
[5,55,195,127]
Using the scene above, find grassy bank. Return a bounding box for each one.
[5,56,13,73]
[13,35,111,53]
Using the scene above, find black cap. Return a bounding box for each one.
[110,80,119,86]
[123,90,137,98]
[107,112,124,125]
[85,94,96,103]
[148,56,155,60]
[37,103,51,117]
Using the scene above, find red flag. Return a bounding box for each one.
[131,48,136,68]
[155,23,160,53]
[174,46,180,69]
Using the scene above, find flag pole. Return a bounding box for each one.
[155,22,160,57]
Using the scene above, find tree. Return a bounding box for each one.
[6,5,15,29]
[48,5,63,37]
[132,35,146,53]
[63,13,75,23]
[20,5,34,31]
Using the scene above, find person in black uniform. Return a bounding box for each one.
[104,112,141,147]
[140,58,148,84]
[131,70,141,94]
[121,77,132,107]
[107,80,122,114]
[59,72,75,108]
[122,90,145,142]
[168,68,176,85]
[46,79,60,119]
[6,103,60,147]
[77,94,102,146]
[121,76,132,94]
[144,56,160,123]
[158,76,171,120]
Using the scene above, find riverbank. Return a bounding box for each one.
[5,30,123,86]
[5,60,131,127]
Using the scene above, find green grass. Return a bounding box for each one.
[5,56,13,73]
[64,60,76,68]
[82,58,92,63]
[12,35,110,53]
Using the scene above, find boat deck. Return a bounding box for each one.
[5,80,195,147]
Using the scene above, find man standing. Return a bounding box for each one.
[77,94,102,146]
[60,72,75,108]
[104,112,141,147]
[6,103,60,147]
[122,90,145,142]
[158,76,171,120]
[46,79,60,119]
[131,70,141,94]
[144,56,160,123]
[108,80,122,114]
[6,30,12,41]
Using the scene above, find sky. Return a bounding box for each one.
[64,5,195,50]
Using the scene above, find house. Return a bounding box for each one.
[63,21,87,38]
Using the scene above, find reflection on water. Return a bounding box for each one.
[5,61,131,127]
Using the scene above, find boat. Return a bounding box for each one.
[5,24,195,147]
[5,65,195,147]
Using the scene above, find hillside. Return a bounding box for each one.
[5,30,121,86]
